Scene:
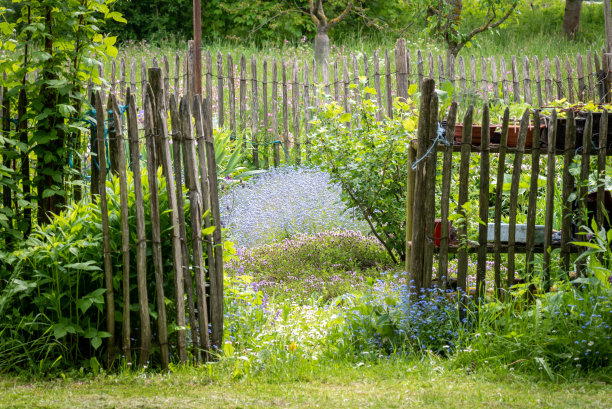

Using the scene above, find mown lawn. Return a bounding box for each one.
[2,362,611,409]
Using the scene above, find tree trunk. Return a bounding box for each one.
[604,0,612,53]
[563,0,583,39]
[314,25,330,66]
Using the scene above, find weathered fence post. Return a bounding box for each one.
[96,91,115,367]
[408,78,435,292]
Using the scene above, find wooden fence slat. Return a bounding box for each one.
[407,49,412,89]
[282,60,290,155]
[179,96,211,356]
[107,95,120,175]
[141,57,147,107]
[494,108,510,295]
[193,96,218,352]
[544,56,553,104]
[163,56,170,106]
[429,52,435,80]
[174,53,180,103]
[144,86,170,370]
[108,93,132,365]
[470,55,477,96]
[263,59,269,168]
[481,57,488,102]
[597,110,609,228]
[323,57,331,96]
[500,57,510,104]
[525,110,542,279]
[406,143,416,269]
[271,58,280,166]
[205,50,213,101]
[396,39,408,102]
[228,53,236,137]
[476,104,490,301]
[363,52,370,100]
[422,90,439,289]
[511,56,521,103]
[96,91,115,366]
[507,109,530,287]
[491,57,499,101]
[217,51,224,128]
[131,59,138,104]
[543,110,558,291]
[373,50,382,121]
[239,54,247,135]
[352,53,361,127]
[417,50,424,90]
[251,56,259,168]
[458,56,467,97]
[343,56,350,117]
[153,86,187,364]
[292,59,300,163]
[126,90,152,367]
[555,56,564,100]
[577,53,586,102]
[602,50,609,101]
[438,54,445,84]
[438,101,457,289]
[565,55,575,103]
[385,50,393,118]
[120,58,126,103]
[408,79,435,291]
[560,109,577,274]
[576,112,593,276]
[594,51,604,102]
[586,50,594,102]
[111,60,116,98]
[303,61,311,161]
[456,105,474,294]
[522,56,532,105]
[534,56,544,107]
[333,58,340,102]
[168,95,199,358]
[202,98,225,349]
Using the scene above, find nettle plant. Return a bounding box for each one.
[311,80,417,263]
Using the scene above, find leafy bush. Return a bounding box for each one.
[220,166,367,248]
[326,278,464,358]
[311,83,417,262]
[225,230,393,301]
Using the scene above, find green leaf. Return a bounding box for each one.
[91,336,102,350]
[202,226,216,236]
[339,113,351,122]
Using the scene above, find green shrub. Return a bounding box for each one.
[225,230,393,302]
[311,82,418,263]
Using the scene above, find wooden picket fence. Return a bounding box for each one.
[101,39,612,166]
[90,67,224,368]
[407,78,610,299]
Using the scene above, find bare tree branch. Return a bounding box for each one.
[464,2,517,44]
[328,0,353,28]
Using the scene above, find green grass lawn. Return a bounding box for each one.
[1,361,611,409]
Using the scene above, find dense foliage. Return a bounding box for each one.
[0,0,124,244]
[0,170,189,372]
[103,0,411,43]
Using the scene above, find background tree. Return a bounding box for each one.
[308,0,353,65]
[563,0,583,38]
[415,0,519,57]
